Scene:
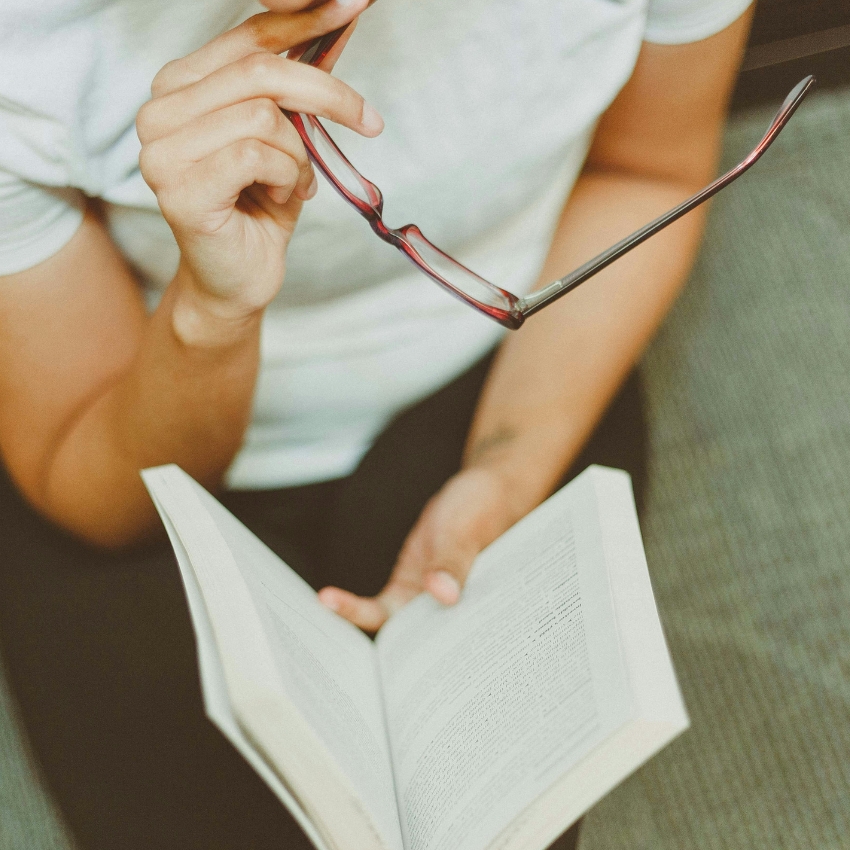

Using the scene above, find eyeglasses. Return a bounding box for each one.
[288,29,814,330]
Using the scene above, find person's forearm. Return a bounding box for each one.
[40,264,262,548]
[463,167,708,518]
[15,2,381,549]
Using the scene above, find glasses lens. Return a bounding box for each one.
[295,114,382,213]
[400,226,519,316]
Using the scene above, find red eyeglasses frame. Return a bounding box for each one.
[287,28,815,330]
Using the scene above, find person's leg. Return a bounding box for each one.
[222,476,342,590]
[0,467,320,850]
[0,358,645,850]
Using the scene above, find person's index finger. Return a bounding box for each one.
[144,55,382,142]
[151,1,368,97]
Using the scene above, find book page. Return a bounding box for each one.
[147,490,332,850]
[143,466,403,850]
[376,468,632,850]
[483,467,690,850]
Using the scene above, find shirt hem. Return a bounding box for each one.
[0,202,84,275]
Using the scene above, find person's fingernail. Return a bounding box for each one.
[336,0,359,7]
[360,102,384,135]
[306,173,318,199]
[431,571,461,605]
[318,591,340,612]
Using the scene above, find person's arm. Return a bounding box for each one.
[319,8,754,629]
[0,0,380,549]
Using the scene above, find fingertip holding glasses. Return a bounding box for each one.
[289,29,815,330]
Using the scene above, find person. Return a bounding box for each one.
[0,0,753,847]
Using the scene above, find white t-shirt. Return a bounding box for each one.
[0,0,751,488]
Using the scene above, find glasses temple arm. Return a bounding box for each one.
[518,75,816,319]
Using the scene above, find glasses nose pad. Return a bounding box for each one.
[289,113,383,215]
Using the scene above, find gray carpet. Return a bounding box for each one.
[1,85,849,850]
[582,84,850,849]
[0,651,75,849]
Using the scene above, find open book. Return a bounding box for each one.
[142,464,688,850]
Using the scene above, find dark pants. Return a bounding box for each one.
[0,357,646,850]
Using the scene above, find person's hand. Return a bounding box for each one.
[135,0,382,340]
[318,466,528,631]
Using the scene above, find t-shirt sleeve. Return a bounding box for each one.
[645,0,753,45]
[0,3,88,276]
[0,171,86,275]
